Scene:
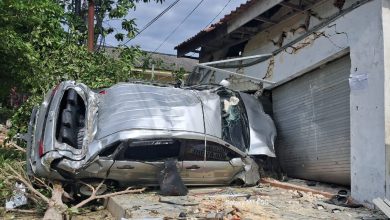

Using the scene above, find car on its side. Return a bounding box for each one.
[26,81,276,194]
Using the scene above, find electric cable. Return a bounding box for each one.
[188,0,232,57]
[123,0,181,45]
[153,0,205,52]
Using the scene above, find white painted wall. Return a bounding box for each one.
[224,0,388,205]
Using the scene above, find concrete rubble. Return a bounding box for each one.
[106,182,386,220]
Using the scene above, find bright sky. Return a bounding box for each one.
[104,0,247,55]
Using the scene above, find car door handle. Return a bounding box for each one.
[116,165,135,169]
[186,165,200,170]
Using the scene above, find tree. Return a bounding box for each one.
[59,0,163,49]
[0,0,162,135]
[0,0,165,217]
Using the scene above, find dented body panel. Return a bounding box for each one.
[27,81,276,187]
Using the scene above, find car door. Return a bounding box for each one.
[108,140,182,185]
[108,160,162,185]
[179,140,208,185]
[179,140,244,185]
[202,143,244,185]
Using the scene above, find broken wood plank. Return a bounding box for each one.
[373,198,390,218]
[383,198,390,207]
[260,178,334,198]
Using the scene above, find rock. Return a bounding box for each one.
[292,191,304,199]
[225,207,235,215]
[215,212,224,219]
[159,196,199,206]
[316,201,347,211]
[179,212,187,218]
[306,180,317,186]
[206,212,217,219]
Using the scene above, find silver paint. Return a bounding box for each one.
[28,81,277,186]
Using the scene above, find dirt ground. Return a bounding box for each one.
[106,183,386,220]
[2,183,386,220]
[0,123,385,220]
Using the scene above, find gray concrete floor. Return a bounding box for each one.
[106,183,385,220]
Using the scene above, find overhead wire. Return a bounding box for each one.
[153,0,205,53]
[203,0,232,30]
[123,0,181,45]
[188,0,232,57]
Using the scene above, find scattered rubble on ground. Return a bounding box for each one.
[0,123,7,146]
[107,183,386,220]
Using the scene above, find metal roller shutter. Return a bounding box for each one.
[272,55,351,185]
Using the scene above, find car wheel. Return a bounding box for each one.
[78,180,108,196]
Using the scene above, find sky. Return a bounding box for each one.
[104,0,248,55]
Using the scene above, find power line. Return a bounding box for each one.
[188,0,232,57]
[153,0,205,53]
[123,0,181,45]
[203,0,232,29]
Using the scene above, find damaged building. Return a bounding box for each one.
[175,0,390,206]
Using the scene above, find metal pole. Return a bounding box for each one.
[197,63,275,85]
[200,54,272,66]
[151,64,155,80]
[88,0,95,52]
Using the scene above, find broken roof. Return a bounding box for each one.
[175,0,257,51]
[175,0,319,58]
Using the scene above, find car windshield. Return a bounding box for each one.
[217,89,250,152]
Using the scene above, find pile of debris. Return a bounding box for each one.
[0,123,8,146]
[106,181,386,220]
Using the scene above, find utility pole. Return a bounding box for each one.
[88,0,95,52]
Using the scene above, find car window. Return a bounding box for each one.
[180,140,240,161]
[116,140,180,161]
[217,90,250,152]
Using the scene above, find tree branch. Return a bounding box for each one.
[6,165,50,204]
[73,187,145,209]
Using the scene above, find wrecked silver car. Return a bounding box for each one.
[26,81,276,191]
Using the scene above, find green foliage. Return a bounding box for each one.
[0,149,24,207]
[0,0,152,135]
[172,67,186,81]
[0,107,13,124]
[60,0,163,46]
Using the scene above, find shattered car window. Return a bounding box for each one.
[217,90,250,152]
[116,139,180,161]
[180,140,240,161]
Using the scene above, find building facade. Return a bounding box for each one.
[176,0,390,205]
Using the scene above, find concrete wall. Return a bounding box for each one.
[383,0,390,204]
[216,0,388,205]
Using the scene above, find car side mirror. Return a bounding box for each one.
[229,158,244,167]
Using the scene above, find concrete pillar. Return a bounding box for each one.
[350,0,388,205]
[383,0,390,201]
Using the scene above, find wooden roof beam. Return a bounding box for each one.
[254,16,277,24]
[279,1,305,12]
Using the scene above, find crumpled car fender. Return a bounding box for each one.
[231,157,260,186]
